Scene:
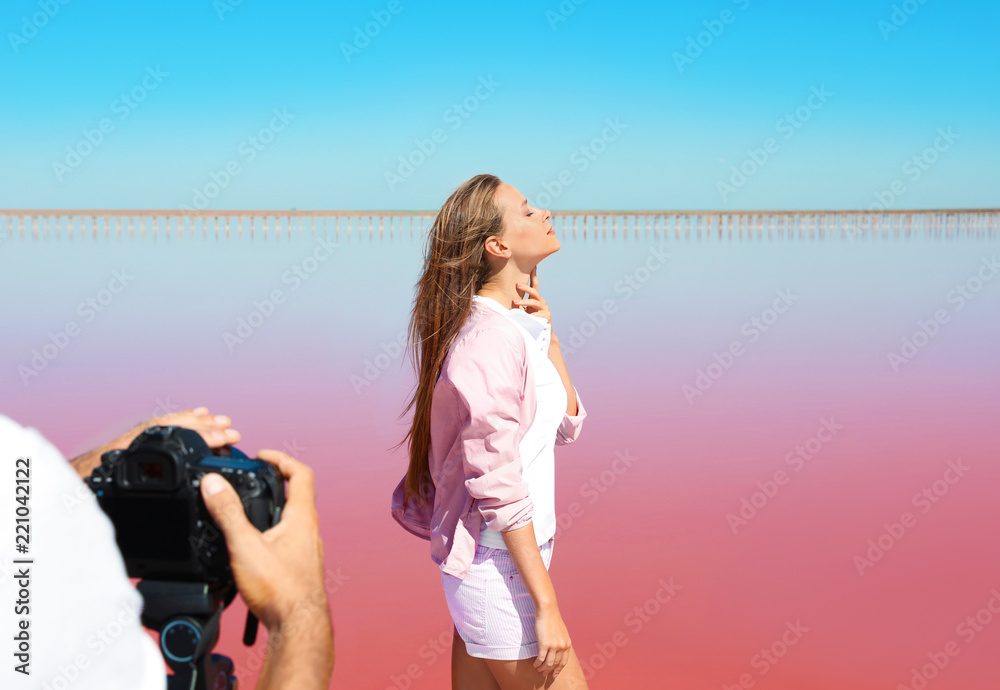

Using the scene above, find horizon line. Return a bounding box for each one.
[2,208,998,217]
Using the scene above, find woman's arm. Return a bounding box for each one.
[514,271,578,417]
[451,327,537,532]
[547,333,578,416]
[548,334,588,446]
[501,522,573,680]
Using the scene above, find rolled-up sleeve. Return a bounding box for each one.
[555,385,587,445]
[448,327,534,533]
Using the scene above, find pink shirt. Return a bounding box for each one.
[390,297,587,580]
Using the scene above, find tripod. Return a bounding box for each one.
[138,580,259,690]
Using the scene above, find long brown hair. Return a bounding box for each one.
[393,173,506,505]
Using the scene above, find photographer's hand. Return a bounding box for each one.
[69,406,241,480]
[199,449,334,690]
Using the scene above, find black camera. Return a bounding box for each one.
[86,424,287,689]
[87,424,285,581]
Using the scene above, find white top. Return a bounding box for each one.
[472,294,568,549]
[0,414,166,690]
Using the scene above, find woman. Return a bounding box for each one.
[391,173,590,689]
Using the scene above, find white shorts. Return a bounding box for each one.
[442,538,555,660]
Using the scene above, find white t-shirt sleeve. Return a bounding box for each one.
[0,414,167,690]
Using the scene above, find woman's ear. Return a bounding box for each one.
[483,235,510,259]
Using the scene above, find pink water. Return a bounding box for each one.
[4,228,1000,688]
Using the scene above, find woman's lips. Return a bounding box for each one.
[547,229,555,235]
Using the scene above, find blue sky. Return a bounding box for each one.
[0,0,997,211]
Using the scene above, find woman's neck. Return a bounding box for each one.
[478,270,532,308]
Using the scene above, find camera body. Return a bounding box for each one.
[87,425,285,582]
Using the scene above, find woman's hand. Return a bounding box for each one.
[534,604,573,679]
[514,266,553,328]
[500,525,572,681]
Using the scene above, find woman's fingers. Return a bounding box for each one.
[534,646,565,678]
[516,281,540,297]
[514,282,550,317]
[555,649,570,676]
[547,651,563,677]
[533,647,550,674]
[513,298,552,325]
[534,605,572,679]
[513,297,548,314]
[545,649,561,675]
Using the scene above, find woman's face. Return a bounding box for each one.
[492,182,559,265]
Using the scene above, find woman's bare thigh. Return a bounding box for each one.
[483,646,589,690]
[451,626,502,690]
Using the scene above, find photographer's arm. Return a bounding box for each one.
[69,407,241,479]
[256,606,333,690]
[200,449,335,690]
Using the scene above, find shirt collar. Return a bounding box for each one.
[472,294,551,353]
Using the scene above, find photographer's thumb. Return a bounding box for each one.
[200,472,254,543]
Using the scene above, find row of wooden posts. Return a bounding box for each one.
[0,210,997,241]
